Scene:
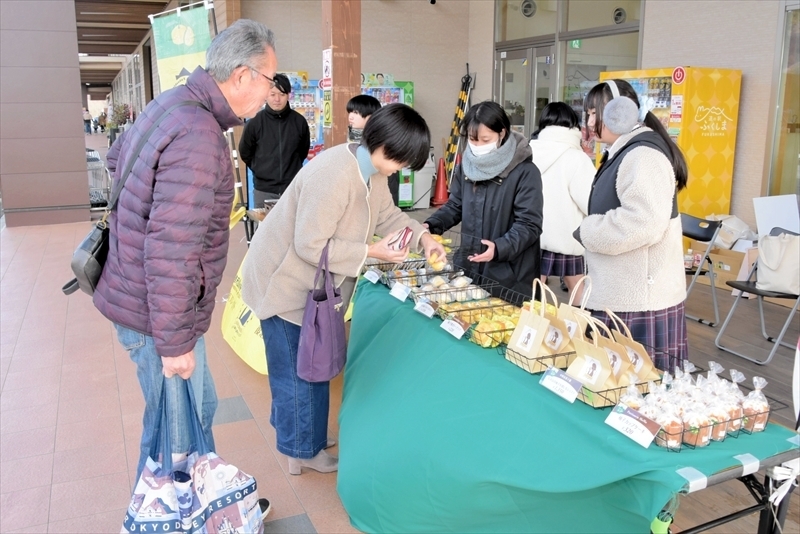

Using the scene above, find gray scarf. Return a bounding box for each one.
[461,133,517,181]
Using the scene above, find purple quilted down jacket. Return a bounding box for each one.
[94,68,242,357]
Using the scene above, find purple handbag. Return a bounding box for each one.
[297,242,347,382]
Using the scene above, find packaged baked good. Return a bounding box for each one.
[619,374,645,410]
[681,404,712,448]
[638,402,662,422]
[655,407,683,450]
[707,361,724,384]
[450,275,472,288]
[468,286,490,301]
[742,377,770,432]
[725,398,744,433]
[707,401,730,441]
[429,275,448,288]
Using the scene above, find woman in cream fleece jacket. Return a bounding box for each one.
[530,102,595,301]
[241,104,445,475]
[575,79,689,372]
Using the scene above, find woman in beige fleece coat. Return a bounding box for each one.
[241,104,445,475]
[574,79,689,372]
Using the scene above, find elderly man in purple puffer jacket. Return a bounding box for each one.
[94,19,277,490]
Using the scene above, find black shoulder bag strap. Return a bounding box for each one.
[107,100,208,210]
[61,100,208,295]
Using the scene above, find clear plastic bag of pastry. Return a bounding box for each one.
[741,377,770,433]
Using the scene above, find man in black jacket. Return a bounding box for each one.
[239,73,311,207]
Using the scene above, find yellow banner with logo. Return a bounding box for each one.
[600,67,742,218]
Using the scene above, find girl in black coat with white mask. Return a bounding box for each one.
[425,101,544,297]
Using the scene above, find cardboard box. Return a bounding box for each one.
[684,239,744,289]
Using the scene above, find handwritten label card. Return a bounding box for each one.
[363,268,381,284]
[389,282,412,302]
[441,317,468,339]
[414,299,437,318]
[539,367,583,403]
[605,403,660,448]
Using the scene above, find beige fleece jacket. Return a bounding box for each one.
[240,143,427,325]
[580,128,686,312]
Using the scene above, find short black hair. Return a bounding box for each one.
[532,102,580,138]
[460,101,511,145]
[363,103,430,171]
[273,73,291,94]
[346,94,381,118]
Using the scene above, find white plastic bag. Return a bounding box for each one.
[708,214,755,249]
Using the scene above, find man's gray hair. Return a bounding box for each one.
[206,19,276,82]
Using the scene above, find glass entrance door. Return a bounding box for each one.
[495,46,554,138]
[496,49,531,137]
[531,46,554,135]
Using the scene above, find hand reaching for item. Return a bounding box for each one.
[420,233,447,265]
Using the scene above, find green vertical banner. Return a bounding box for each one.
[151,4,212,92]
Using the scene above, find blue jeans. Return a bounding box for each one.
[261,316,329,459]
[115,324,218,479]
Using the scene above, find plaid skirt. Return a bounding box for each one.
[541,250,585,277]
[590,302,688,374]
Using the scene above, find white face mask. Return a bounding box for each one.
[468,141,498,157]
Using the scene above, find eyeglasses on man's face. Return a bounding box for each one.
[249,67,275,88]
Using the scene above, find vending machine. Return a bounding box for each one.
[599,67,742,218]
[286,71,325,156]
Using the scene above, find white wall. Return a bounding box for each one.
[241,0,323,78]
[469,0,496,103]
[642,0,783,227]
[361,1,470,158]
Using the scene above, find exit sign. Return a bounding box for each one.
[569,40,582,49]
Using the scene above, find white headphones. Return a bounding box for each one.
[603,79,641,135]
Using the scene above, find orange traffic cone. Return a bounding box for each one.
[432,157,449,206]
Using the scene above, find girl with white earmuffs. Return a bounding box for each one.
[573,79,689,373]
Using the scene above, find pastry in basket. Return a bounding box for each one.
[725,400,744,433]
[707,403,730,441]
[655,409,683,450]
[681,408,712,448]
[470,319,503,348]
[429,275,448,288]
[741,376,769,432]
[450,276,472,288]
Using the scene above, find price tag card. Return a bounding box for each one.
[441,317,468,339]
[413,299,437,318]
[538,366,582,403]
[389,282,412,302]
[363,268,381,284]
[605,403,661,448]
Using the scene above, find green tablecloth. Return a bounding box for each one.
[338,280,799,533]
